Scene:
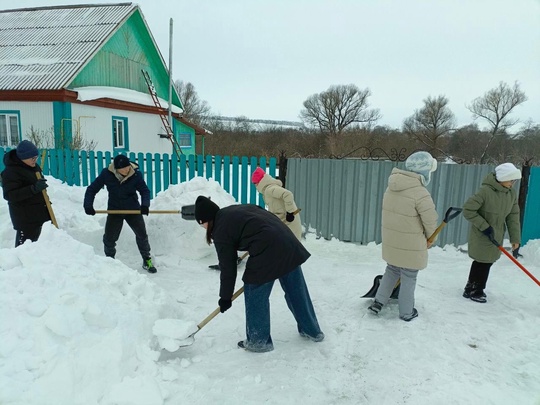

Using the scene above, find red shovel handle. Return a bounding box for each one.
[497,245,540,287]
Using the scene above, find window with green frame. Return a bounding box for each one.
[0,112,21,147]
[112,116,129,151]
[178,133,192,147]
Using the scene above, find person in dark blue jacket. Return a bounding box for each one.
[83,154,156,273]
[1,140,50,246]
[194,195,324,353]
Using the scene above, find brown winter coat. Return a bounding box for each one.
[381,168,439,270]
[255,174,302,240]
[463,172,521,263]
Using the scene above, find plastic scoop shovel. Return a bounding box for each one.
[159,286,245,353]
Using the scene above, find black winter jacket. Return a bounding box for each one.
[83,163,150,210]
[212,204,311,300]
[1,150,50,230]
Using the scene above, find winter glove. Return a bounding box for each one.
[512,247,522,259]
[31,178,48,194]
[481,226,494,238]
[286,212,295,222]
[141,206,149,216]
[218,298,232,313]
[84,206,96,216]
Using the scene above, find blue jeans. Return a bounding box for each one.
[243,266,323,352]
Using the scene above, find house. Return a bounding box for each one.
[0,3,207,157]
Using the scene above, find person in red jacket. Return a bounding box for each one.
[193,196,324,353]
[1,140,50,247]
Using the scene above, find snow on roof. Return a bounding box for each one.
[0,3,137,91]
[74,86,183,114]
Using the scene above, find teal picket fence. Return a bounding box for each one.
[0,148,277,206]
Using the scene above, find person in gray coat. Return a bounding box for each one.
[462,163,521,303]
[368,151,438,321]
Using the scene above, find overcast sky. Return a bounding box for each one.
[11,0,540,130]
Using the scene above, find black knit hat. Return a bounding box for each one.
[114,154,131,169]
[16,140,39,160]
[195,196,220,224]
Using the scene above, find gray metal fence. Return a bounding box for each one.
[287,158,498,247]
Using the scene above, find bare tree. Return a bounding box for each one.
[174,80,211,126]
[467,81,527,163]
[300,84,381,156]
[403,95,455,158]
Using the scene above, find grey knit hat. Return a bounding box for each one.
[405,151,437,186]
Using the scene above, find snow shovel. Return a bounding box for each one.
[361,207,463,298]
[177,286,245,348]
[181,203,196,220]
[486,235,540,287]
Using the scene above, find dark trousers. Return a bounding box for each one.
[467,261,493,290]
[15,226,42,247]
[103,214,151,260]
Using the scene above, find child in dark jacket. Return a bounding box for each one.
[83,154,157,273]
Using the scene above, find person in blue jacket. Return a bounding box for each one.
[194,195,324,353]
[83,154,157,273]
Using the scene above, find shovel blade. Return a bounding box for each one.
[361,275,400,299]
[361,275,382,298]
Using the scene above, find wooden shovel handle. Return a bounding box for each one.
[36,172,58,228]
[94,210,180,214]
[197,287,245,330]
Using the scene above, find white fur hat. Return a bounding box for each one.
[405,151,438,186]
[495,163,521,182]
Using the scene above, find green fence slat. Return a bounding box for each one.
[163,153,170,190]
[258,157,267,207]
[145,153,153,198]
[249,156,258,205]
[205,155,213,179]
[214,155,222,185]
[188,155,196,179]
[241,156,249,204]
[223,155,231,193]
[232,156,239,201]
[154,153,161,196]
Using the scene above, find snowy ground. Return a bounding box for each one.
[1,176,539,405]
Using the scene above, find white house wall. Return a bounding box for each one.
[0,101,54,146]
[71,104,174,155]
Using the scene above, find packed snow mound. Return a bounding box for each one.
[0,224,181,405]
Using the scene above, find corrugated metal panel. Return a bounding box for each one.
[287,158,498,247]
[0,3,136,90]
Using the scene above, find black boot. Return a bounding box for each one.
[463,281,473,299]
[469,282,487,303]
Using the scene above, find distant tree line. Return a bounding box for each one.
[176,80,538,165]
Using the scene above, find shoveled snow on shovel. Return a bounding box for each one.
[152,319,197,352]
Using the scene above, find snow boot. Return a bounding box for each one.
[400,308,418,322]
[463,281,473,298]
[468,282,486,303]
[299,331,325,342]
[143,258,157,274]
[368,300,383,315]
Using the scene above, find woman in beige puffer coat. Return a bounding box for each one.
[252,168,302,240]
[368,151,439,321]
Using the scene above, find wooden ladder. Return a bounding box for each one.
[141,69,184,159]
